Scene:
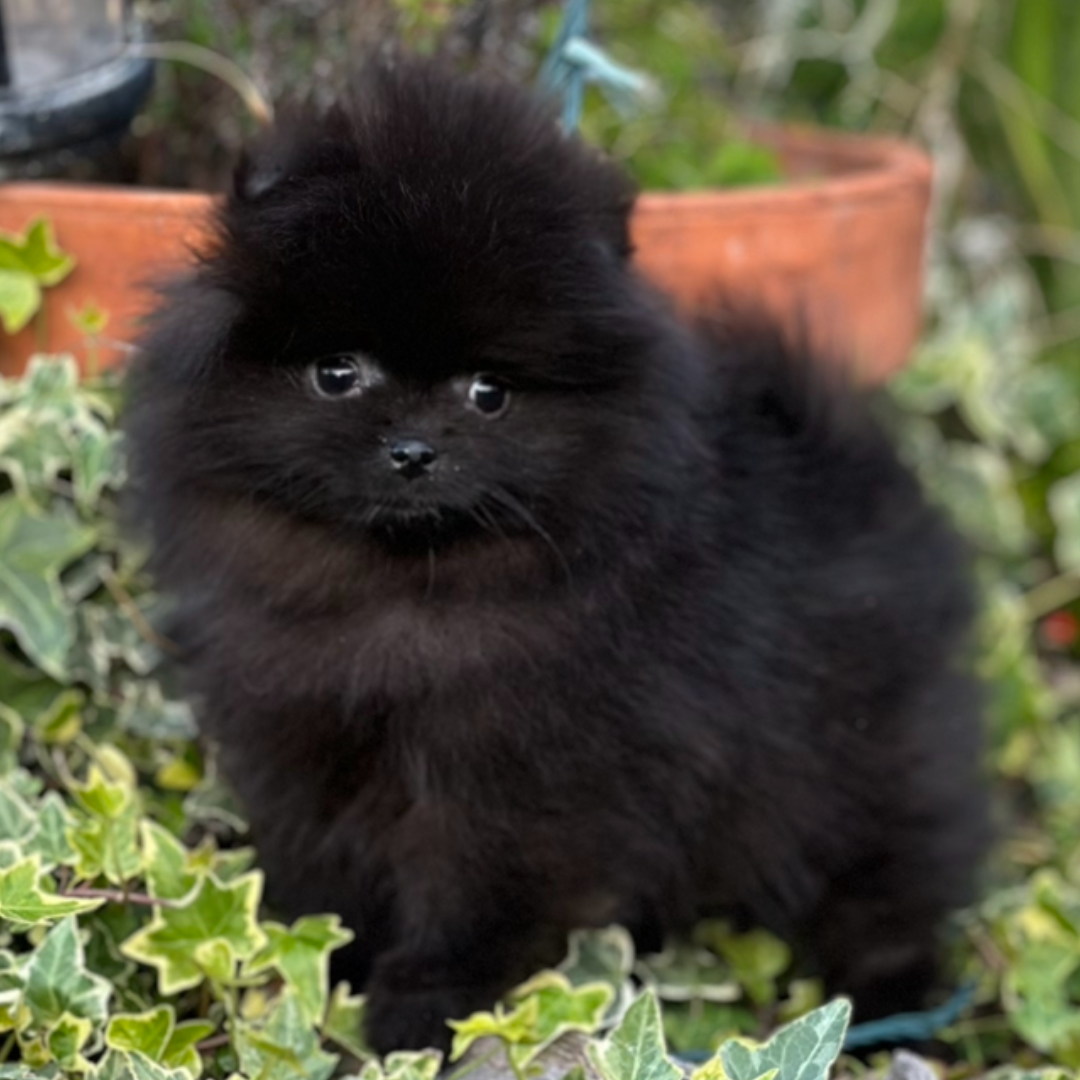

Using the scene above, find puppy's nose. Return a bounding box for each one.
[388,437,437,477]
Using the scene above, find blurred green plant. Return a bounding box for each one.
[568,0,785,189]
[0,220,75,338]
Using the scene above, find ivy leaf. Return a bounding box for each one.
[358,1050,444,1080]
[587,990,682,1080]
[71,763,134,820]
[23,793,77,868]
[22,916,112,1029]
[245,914,354,1024]
[68,804,142,886]
[163,1019,215,1078]
[0,855,104,929]
[141,821,199,902]
[106,1006,213,1080]
[505,972,613,1067]
[46,1011,94,1071]
[193,938,236,984]
[0,270,40,335]
[121,872,267,995]
[0,495,96,679]
[705,926,791,1007]
[0,708,24,776]
[17,220,76,287]
[93,1049,190,1080]
[449,996,539,1063]
[107,1006,175,1060]
[1048,473,1080,573]
[717,999,851,1080]
[69,301,110,338]
[323,982,370,1058]
[0,783,35,844]
[32,688,83,745]
[560,926,636,990]
[234,990,338,1080]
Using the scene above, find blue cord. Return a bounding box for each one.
[672,984,977,1063]
[841,983,976,1050]
[538,0,654,130]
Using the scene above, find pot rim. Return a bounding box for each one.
[637,124,931,217]
[0,122,930,223]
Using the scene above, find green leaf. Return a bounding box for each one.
[46,1010,94,1071]
[107,1006,176,1060]
[245,914,354,1024]
[717,999,852,1080]
[587,990,682,1080]
[636,942,740,1005]
[69,301,110,337]
[506,972,613,1067]
[928,443,1030,556]
[707,926,791,1007]
[105,1008,213,1080]
[22,916,112,1028]
[0,495,96,679]
[0,707,24,776]
[0,855,104,929]
[141,821,199,902]
[68,802,142,886]
[359,1050,444,1080]
[163,1019,215,1078]
[93,1050,190,1080]
[322,982,369,1059]
[234,990,338,1080]
[120,872,266,995]
[705,141,783,188]
[559,926,636,990]
[71,763,133,820]
[1048,473,1080,573]
[193,938,236,984]
[0,270,41,335]
[24,792,77,868]
[32,688,84,745]
[18,220,76,287]
[0,782,35,844]
[449,996,539,1063]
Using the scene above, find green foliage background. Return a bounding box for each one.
[2,0,1080,1076]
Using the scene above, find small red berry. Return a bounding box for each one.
[1040,610,1080,649]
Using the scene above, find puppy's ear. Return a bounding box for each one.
[233,104,351,202]
[585,153,638,262]
[595,185,637,262]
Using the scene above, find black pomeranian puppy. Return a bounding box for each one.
[126,60,987,1053]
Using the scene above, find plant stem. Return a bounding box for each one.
[61,886,177,908]
[127,41,273,126]
[196,1033,231,1055]
[100,562,179,653]
[1024,570,1080,621]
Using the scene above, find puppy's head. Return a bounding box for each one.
[132,61,688,548]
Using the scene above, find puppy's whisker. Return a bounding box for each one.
[426,538,437,599]
[486,488,573,588]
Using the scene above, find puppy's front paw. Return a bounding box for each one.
[364,959,498,1055]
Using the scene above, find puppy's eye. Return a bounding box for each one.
[309,355,364,398]
[468,375,509,416]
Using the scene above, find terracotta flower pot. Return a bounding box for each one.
[0,124,931,382]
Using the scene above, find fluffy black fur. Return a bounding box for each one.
[125,61,988,1053]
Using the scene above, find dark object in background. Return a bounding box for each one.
[125,60,988,1054]
[0,0,152,180]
